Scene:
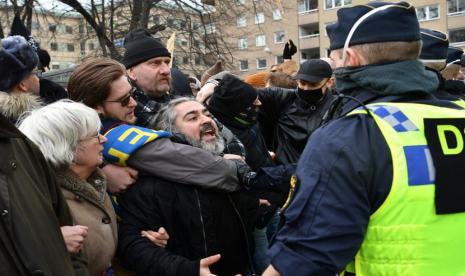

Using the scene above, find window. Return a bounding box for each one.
[449,28,465,44]
[177,39,188,47]
[31,22,40,31]
[236,0,245,4]
[272,9,282,20]
[275,55,284,64]
[448,0,465,14]
[193,40,205,49]
[238,38,248,49]
[205,23,216,34]
[240,60,249,71]
[256,35,266,47]
[274,31,285,43]
[50,42,58,51]
[416,5,439,21]
[114,38,124,48]
[65,26,73,34]
[182,56,189,64]
[51,63,60,70]
[195,56,203,65]
[152,15,160,25]
[237,16,247,27]
[67,43,75,52]
[257,58,267,70]
[167,19,175,27]
[325,0,351,9]
[298,0,318,12]
[49,24,56,32]
[255,12,265,24]
[88,42,95,51]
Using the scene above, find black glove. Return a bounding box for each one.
[232,160,254,188]
[282,39,297,59]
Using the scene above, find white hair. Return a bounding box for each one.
[18,99,101,168]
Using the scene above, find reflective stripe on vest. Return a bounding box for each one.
[345,102,465,276]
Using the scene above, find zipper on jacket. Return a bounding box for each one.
[195,189,208,257]
[228,195,257,276]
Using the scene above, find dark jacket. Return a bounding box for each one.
[268,60,461,275]
[257,87,335,164]
[117,174,259,276]
[0,114,87,276]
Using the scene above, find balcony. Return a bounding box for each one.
[300,35,320,50]
[300,47,320,63]
[298,9,319,25]
[299,23,319,49]
[298,0,318,25]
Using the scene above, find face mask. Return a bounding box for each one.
[296,87,324,105]
[234,106,258,126]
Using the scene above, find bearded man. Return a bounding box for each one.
[114,98,261,276]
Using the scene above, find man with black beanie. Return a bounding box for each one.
[121,28,172,127]
[208,75,272,171]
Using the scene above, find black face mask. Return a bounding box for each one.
[234,106,259,126]
[296,87,324,105]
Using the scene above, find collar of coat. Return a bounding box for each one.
[334,60,439,96]
[0,91,42,123]
[56,168,107,207]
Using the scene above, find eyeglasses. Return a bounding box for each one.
[80,133,102,143]
[31,69,43,78]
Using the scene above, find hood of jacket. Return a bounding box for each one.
[334,60,439,96]
[0,91,42,123]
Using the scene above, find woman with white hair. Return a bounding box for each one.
[18,100,117,275]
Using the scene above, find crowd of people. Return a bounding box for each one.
[1,1,465,275]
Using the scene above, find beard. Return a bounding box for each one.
[183,133,225,155]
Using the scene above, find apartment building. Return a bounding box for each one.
[0,7,96,70]
[210,0,465,77]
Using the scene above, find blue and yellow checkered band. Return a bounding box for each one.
[103,124,171,166]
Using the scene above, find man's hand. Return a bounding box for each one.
[199,254,221,276]
[141,227,170,248]
[223,154,245,161]
[196,83,216,104]
[282,39,297,60]
[102,164,138,193]
[263,264,281,276]
[61,225,88,253]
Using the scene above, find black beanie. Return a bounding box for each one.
[209,75,258,117]
[121,28,171,69]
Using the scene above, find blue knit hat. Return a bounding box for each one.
[446,47,464,65]
[419,28,448,62]
[326,1,420,50]
[0,35,39,92]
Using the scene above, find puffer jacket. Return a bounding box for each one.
[57,169,118,275]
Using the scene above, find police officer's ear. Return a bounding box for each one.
[345,48,365,67]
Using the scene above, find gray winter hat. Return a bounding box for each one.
[0,35,39,92]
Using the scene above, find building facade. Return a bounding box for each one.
[213,0,465,78]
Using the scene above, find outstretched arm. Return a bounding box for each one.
[128,138,242,192]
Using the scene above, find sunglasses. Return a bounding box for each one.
[106,87,136,107]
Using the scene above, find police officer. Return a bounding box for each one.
[264,2,465,275]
